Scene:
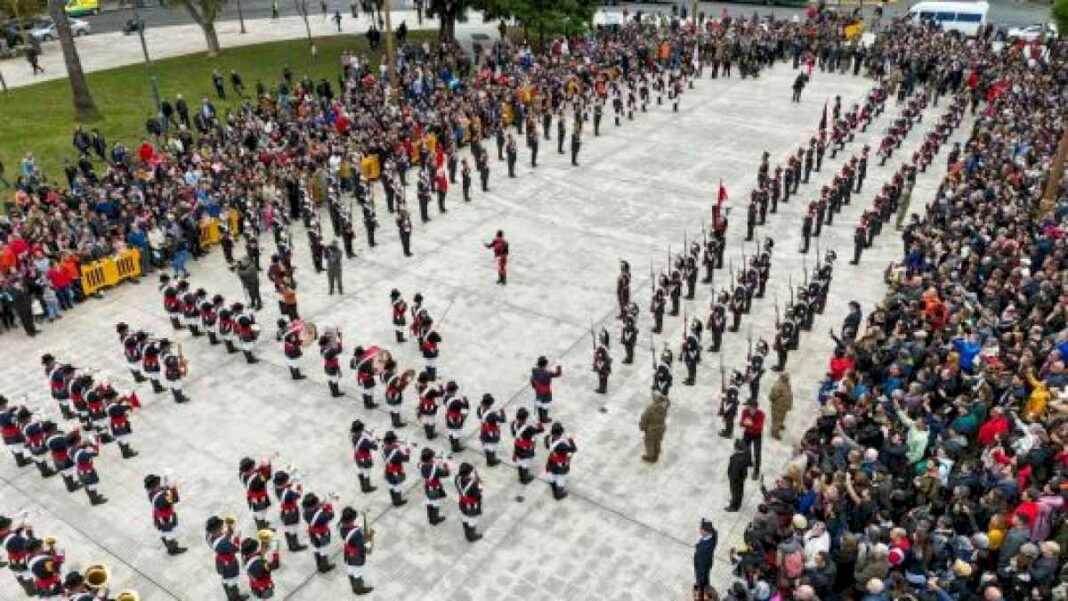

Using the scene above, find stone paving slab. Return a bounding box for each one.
[0,63,970,600]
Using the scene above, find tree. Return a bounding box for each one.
[425,0,475,43]
[483,0,597,48]
[164,0,226,56]
[47,0,97,120]
[1053,0,1068,39]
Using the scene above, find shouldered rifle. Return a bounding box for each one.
[702,224,707,247]
[728,259,734,288]
[803,255,809,287]
[649,334,657,372]
[683,230,687,254]
[719,355,726,394]
[747,325,753,360]
[774,294,781,328]
[788,275,794,307]
[667,244,671,272]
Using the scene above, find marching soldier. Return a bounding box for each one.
[202,294,223,345]
[800,205,813,254]
[350,420,378,493]
[455,463,483,541]
[652,361,673,398]
[240,538,274,599]
[338,507,374,595]
[2,513,38,595]
[73,434,107,505]
[650,288,666,334]
[746,339,769,402]
[301,492,336,573]
[851,223,866,265]
[477,394,505,466]
[511,407,538,484]
[419,448,449,526]
[420,320,442,382]
[145,474,187,555]
[718,371,742,438]
[530,357,562,426]
[239,457,274,531]
[544,423,577,500]
[161,274,183,330]
[26,537,64,599]
[443,381,469,453]
[117,323,147,382]
[319,332,345,397]
[706,292,727,352]
[570,126,582,166]
[620,313,638,364]
[383,361,408,428]
[22,410,56,478]
[728,279,745,332]
[681,320,701,386]
[271,470,308,552]
[396,209,413,257]
[592,344,611,394]
[683,254,698,299]
[219,304,238,354]
[161,340,189,403]
[381,431,411,507]
[416,374,441,439]
[44,355,74,419]
[668,270,682,316]
[205,515,247,601]
[183,288,204,336]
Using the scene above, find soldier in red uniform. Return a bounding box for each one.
[350,347,377,409]
[116,323,147,383]
[145,473,187,555]
[278,319,306,380]
[455,462,483,542]
[338,507,373,594]
[350,420,378,493]
[390,290,408,343]
[301,492,336,573]
[416,374,441,439]
[160,274,183,330]
[544,422,578,500]
[443,380,469,453]
[239,457,273,530]
[419,447,449,526]
[240,538,274,599]
[205,515,247,601]
[271,470,308,552]
[477,394,506,466]
[26,537,64,598]
[530,356,562,427]
[484,230,509,284]
[319,332,344,397]
[511,407,538,484]
[382,431,410,507]
[72,433,107,505]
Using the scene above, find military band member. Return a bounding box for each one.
[668,270,682,316]
[420,321,442,382]
[182,288,204,336]
[544,423,577,500]
[455,463,483,541]
[416,376,441,439]
[270,471,307,552]
[485,230,509,285]
[301,492,336,573]
[443,381,469,453]
[72,433,107,505]
[530,357,562,426]
[62,571,105,601]
[240,538,274,599]
[117,323,147,382]
[3,515,38,595]
[319,332,345,397]
[235,305,261,364]
[161,274,183,330]
[161,339,189,403]
[26,537,64,599]
[43,355,74,420]
[350,347,377,409]
[746,340,769,402]
[205,515,247,601]
[381,431,410,507]
[202,294,223,345]
[338,507,374,595]
[341,421,378,496]
[383,361,408,429]
[278,319,305,380]
[419,448,449,526]
[511,407,538,484]
[145,473,188,555]
[46,422,80,492]
[477,394,505,467]
[21,410,56,478]
[718,371,743,438]
[506,134,517,178]
[219,304,238,354]
[0,397,30,468]
[592,343,612,394]
[239,457,273,530]
[396,209,413,257]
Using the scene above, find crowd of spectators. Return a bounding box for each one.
[721,20,1068,601]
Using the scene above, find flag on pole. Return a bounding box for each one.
[818,100,827,131]
[717,178,728,208]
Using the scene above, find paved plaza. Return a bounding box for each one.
[0,60,970,600]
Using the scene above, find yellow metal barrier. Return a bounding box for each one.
[79,249,142,296]
[228,209,239,234]
[361,155,382,180]
[81,261,108,296]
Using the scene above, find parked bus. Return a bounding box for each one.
[908,1,989,37]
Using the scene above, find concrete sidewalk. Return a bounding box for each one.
[0,10,496,90]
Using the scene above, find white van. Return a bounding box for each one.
[908,1,989,37]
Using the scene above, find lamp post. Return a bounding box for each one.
[131,7,162,116]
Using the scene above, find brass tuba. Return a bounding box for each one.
[116,591,140,601]
[257,529,274,548]
[84,564,110,590]
[298,321,319,347]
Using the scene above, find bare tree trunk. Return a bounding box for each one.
[47,0,98,121]
[201,20,221,56]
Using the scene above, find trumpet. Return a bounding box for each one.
[84,564,110,590]
[363,509,376,555]
[176,343,190,377]
[223,515,238,531]
[44,536,57,549]
[257,529,280,569]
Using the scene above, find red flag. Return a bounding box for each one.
[127,392,142,410]
[717,179,728,207]
[818,101,827,131]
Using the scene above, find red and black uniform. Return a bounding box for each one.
[544,433,578,498]
[444,391,469,452]
[27,548,64,597]
[302,499,335,561]
[420,329,441,381]
[416,383,441,438]
[420,458,450,525]
[240,461,273,525]
[121,332,145,380]
[339,513,372,592]
[162,282,182,328]
[243,549,274,598]
[511,416,538,484]
[487,236,509,284]
[382,443,411,506]
[320,337,344,396]
[391,297,408,342]
[351,349,377,409]
[455,470,483,541]
[3,526,36,595]
[206,530,241,583]
[150,485,180,534]
[477,401,506,466]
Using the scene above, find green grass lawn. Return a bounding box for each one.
[0,32,430,178]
